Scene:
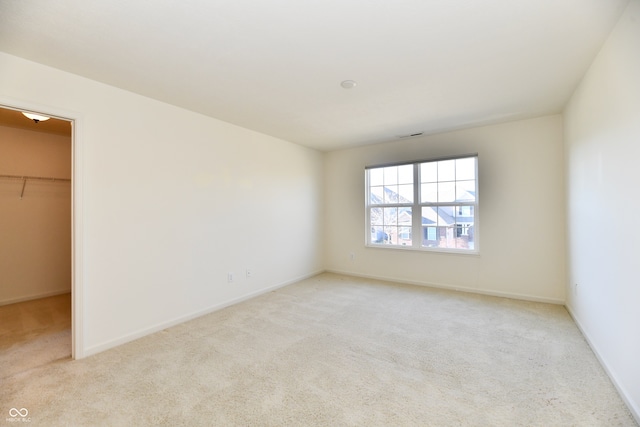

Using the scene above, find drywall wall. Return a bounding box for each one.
[325,115,566,303]
[0,52,324,356]
[0,125,71,304]
[564,0,640,420]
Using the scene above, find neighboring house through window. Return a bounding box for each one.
[366,155,478,253]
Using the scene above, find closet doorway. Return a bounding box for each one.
[0,105,74,377]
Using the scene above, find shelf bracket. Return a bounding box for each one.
[20,178,27,200]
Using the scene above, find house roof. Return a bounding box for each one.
[0,1,629,151]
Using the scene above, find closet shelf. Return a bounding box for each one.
[0,174,71,199]
[0,173,71,182]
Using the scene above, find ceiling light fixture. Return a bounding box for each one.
[340,80,357,89]
[22,112,50,123]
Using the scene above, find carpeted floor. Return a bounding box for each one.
[0,293,71,381]
[1,274,637,426]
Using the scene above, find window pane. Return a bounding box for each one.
[437,206,455,227]
[396,207,413,246]
[370,186,384,204]
[436,226,456,248]
[384,207,398,225]
[438,182,455,202]
[438,160,455,182]
[398,226,412,246]
[384,228,395,245]
[423,226,437,246]
[369,206,412,246]
[421,162,437,183]
[369,168,384,186]
[398,164,413,184]
[398,207,412,226]
[421,183,437,203]
[370,207,383,225]
[371,226,388,243]
[384,186,398,203]
[456,205,474,218]
[456,157,476,181]
[455,180,476,202]
[418,205,476,249]
[369,166,414,205]
[454,205,475,249]
[421,206,438,225]
[398,184,413,203]
[384,167,398,185]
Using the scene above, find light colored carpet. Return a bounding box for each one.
[0,293,71,380]
[1,273,636,426]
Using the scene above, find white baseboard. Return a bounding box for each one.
[83,270,324,358]
[565,304,640,425]
[325,269,565,305]
[0,289,71,306]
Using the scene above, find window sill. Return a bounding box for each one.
[365,243,479,256]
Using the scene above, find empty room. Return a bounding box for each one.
[0,1,638,425]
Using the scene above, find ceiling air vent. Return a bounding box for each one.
[398,132,424,139]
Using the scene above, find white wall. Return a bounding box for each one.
[564,0,640,420]
[0,52,324,356]
[325,115,566,303]
[0,125,71,304]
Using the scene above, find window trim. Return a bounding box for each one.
[365,154,479,254]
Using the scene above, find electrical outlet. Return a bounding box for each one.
[246,269,252,279]
[349,252,355,262]
[227,272,234,283]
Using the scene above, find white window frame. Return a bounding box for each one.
[365,154,479,254]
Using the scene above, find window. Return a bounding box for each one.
[366,155,478,253]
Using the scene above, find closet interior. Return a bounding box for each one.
[0,107,72,377]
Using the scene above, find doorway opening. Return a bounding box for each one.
[0,104,78,376]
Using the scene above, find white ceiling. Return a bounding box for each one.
[0,0,629,151]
